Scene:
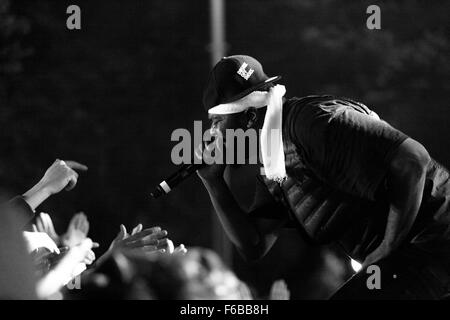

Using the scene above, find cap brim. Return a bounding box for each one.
[221,75,282,105]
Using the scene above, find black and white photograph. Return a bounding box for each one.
[0,0,449,309]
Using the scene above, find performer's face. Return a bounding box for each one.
[208,110,260,162]
[208,113,248,139]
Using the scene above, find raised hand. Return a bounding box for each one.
[23,159,88,210]
[34,212,59,244]
[42,159,88,193]
[61,212,90,248]
[34,212,91,248]
[36,238,96,298]
[195,142,227,181]
[22,231,60,254]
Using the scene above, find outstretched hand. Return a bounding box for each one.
[107,224,169,255]
[23,231,60,254]
[34,212,59,244]
[61,212,90,248]
[36,238,97,299]
[34,212,92,248]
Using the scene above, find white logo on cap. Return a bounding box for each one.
[237,62,254,80]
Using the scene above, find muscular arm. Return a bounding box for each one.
[363,138,430,266]
[201,176,286,261]
[385,138,430,246]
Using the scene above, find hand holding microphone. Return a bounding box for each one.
[150,139,225,198]
[195,141,227,182]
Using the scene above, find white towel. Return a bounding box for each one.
[208,84,287,182]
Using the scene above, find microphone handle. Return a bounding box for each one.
[150,163,206,198]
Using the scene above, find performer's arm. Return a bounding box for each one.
[198,166,285,260]
[363,138,430,266]
[291,103,430,264]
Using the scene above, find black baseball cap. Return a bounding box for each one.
[202,55,281,112]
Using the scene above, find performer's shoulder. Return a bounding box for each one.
[283,94,342,124]
[285,94,374,118]
[284,95,335,108]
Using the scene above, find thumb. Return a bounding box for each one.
[117,224,127,240]
[131,223,143,236]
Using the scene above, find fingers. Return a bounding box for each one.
[135,245,157,252]
[83,250,96,265]
[66,238,94,265]
[40,212,60,242]
[64,160,88,171]
[65,171,78,191]
[121,224,128,237]
[124,227,165,243]
[131,224,143,236]
[155,238,175,254]
[165,239,175,254]
[57,160,80,191]
[82,218,89,235]
[114,224,127,241]
[42,213,52,231]
[196,139,223,162]
[125,237,159,248]
[62,212,90,248]
[32,224,38,232]
[44,234,60,254]
[174,244,187,255]
[41,213,52,234]
[59,246,70,255]
[79,238,93,251]
[42,159,85,195]
[43,213,57,234]
[72,212,89,235]
[67,213,77,230]
[127,246,166,255]
[74,213,83,229]
[156,238,169,249]
[194,143,203,162]
[36,215,45,233]
[123,228,168,249]
[203,142,216,163]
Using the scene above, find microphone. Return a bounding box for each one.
[150,162,207,198]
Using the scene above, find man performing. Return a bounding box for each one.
[197,55,450,299]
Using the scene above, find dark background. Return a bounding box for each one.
[1,0,449,299]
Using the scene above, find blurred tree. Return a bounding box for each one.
[0,0,211,250]
[0,0,31,100]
